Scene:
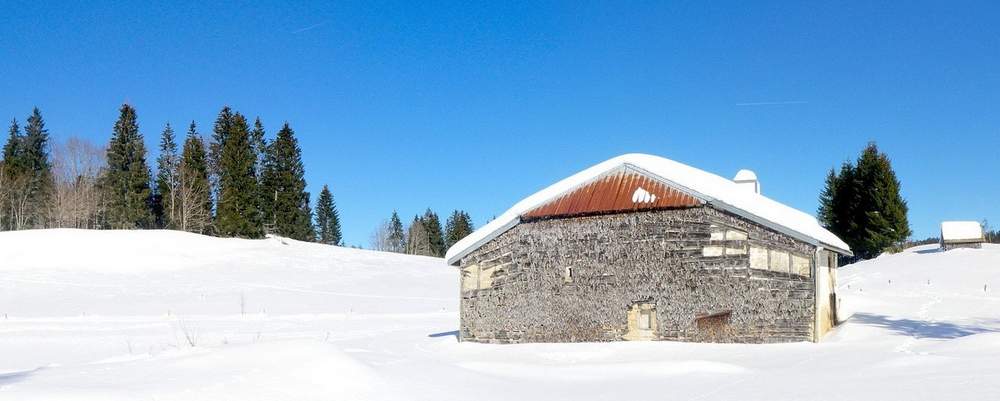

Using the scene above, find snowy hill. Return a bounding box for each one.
[1,230,999,400]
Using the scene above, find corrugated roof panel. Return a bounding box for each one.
[521,170,703,220]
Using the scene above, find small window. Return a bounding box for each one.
[725,247,747,255]
[461,264,480,291]
[791,255,810,276]
[750,247,768,269]
[638,309,652,330]
[563,266,574,283]
[709,224,725,240]
[477,265,496,289]
[709,225,748,241]
[725,230,748,241]
[625,302,657,340]
[769,250,789,273]
[702,246,725,257]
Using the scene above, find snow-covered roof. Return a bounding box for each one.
[445,154,852,265]
[940,221,984,242]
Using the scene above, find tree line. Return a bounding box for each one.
[370,209,474,257]
[818,142,911,261]
[0,105,343,245]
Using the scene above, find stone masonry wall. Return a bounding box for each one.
[458,206,817,344]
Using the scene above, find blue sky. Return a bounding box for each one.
[1,1,998,246]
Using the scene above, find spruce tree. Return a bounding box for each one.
[250,117,267,174]
[208,106,234,207]
[819,142,910,260]
[19,108,54,228]
[422,209,445,257]
[215,111,263,238]
[154,123,180,228]
[855,142,910,257]
[260,123,313,241]
[817,168,837,230]
[315,184,342,245]
[445,210,474,249]
[388,211,405,253]
[104,104,153,229]
[178,122,212,234]
[2,119,20,165]
[250,117,269,221]
[1,119,22,230]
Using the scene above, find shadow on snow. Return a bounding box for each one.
[0,367,45,386]
[851,313,999,339]
[428,330,459,339]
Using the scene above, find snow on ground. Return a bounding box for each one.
[2,230,999,400]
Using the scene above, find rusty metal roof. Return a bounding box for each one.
[521,169,703,220]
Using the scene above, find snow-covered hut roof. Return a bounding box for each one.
[940,221,984,242]
[445,153,852,265]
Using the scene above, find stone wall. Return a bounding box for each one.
[942,241,983,251]
[458,206,818,344]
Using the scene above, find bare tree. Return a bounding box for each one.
[49,137,106,229]
[175,166,211,233]
[369,219,393,251]
[7,173,32,230]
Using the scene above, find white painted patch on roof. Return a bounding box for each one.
[445,153,852,265]
[631,187,656,204]
[941,221,984,242]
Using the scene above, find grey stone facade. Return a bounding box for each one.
[941,241,982,251]
[458,205,819,344]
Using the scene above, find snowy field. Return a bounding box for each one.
[2,229,999,400]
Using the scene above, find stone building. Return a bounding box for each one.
[445,154,852,344]
[940,221,984,250]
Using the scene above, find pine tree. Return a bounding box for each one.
[250,117,267,174]
[422,209,445,257]
[819,142,910,260]
[177,122,212,234]
[315,184,342,245]
[18,108,54,228]
[260,123,313,241]
[104,104,153,229]
[817,168,838,230]
[1,119,22,230]
[445,210,474,249]
[831,161,860,250]
[388,211,405,253]
[406,216,431,256]
[209,107,234,180]
[215,111,263,238]
[154,123,180,228]
[2,119,20,165]
[855,142,910,257]
[250,117,269,223]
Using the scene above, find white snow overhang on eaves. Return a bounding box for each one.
[445,154,853,265]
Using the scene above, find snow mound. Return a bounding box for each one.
[0,229,454,317]
[1,340,386,401]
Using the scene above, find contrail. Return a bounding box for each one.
[291,22,327,34]
[734,100,809,106]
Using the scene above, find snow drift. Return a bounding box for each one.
[2,230,999,401]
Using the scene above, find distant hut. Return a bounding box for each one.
[940,221,984,250]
